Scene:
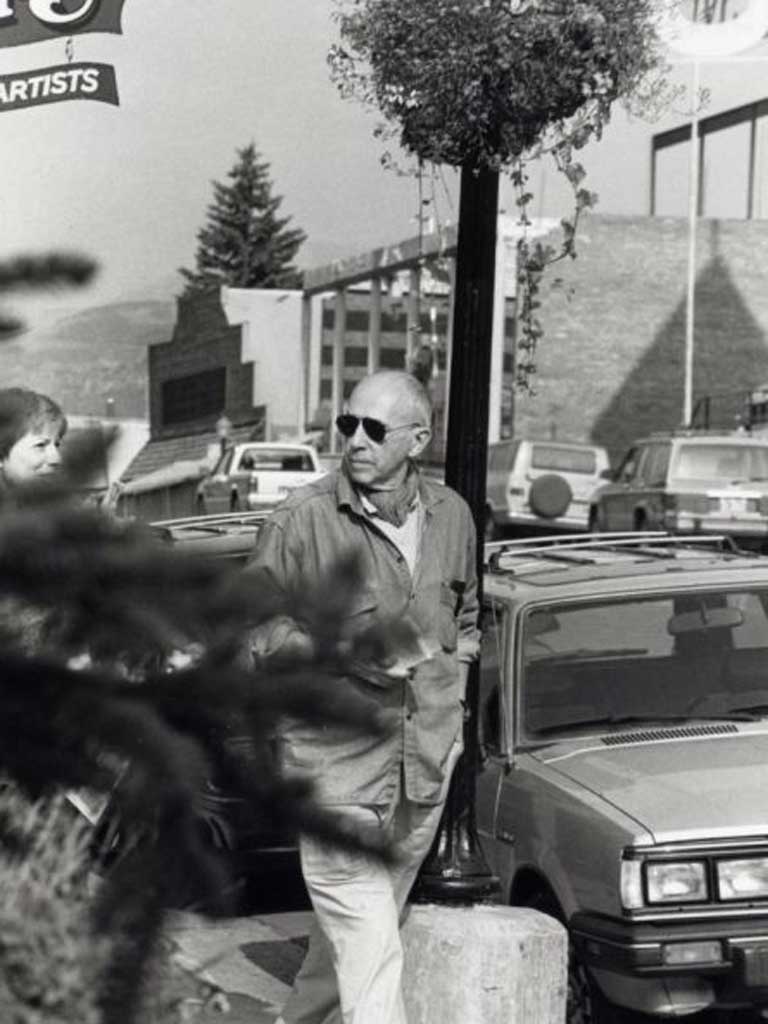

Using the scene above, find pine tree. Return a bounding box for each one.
[180,143,306,293]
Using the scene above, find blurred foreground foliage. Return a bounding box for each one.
[0,427,398,1023]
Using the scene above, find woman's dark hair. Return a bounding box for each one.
[0,388,67,460]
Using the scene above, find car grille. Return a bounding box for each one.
[602,723,739,745]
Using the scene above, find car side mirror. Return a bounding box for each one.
[599,467,615,481]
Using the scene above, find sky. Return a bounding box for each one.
[2,0,768,328]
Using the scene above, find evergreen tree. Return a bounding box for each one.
[180,143,306,293]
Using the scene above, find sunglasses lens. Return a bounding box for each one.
[336,415,358,437]
[362,418,387,443]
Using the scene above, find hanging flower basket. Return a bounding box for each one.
[331,0,664,170]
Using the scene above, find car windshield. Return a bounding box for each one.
[521,589,768,738]
[672,443,768,484]
[530,444,597,475]
[237,448,314,472]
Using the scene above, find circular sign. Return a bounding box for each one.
[657,0,768,57]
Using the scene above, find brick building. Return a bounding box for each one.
[516,214,768,463]
[123,287,305,483]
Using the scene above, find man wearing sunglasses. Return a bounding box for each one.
[248,369,479,1024]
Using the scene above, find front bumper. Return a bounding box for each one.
[572,910,768,1011]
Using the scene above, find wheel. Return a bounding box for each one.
[529,474,573,520]
[524,890,643,1024]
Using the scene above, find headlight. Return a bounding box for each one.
[646,861,708,904]
[718,858,768,900]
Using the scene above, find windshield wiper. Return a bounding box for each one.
[533,711,758,736]
[720,702,768,718]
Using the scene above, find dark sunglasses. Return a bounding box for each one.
[335,414,422,444]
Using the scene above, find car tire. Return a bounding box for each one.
[529,474,573,520]
[523,890,644,1024]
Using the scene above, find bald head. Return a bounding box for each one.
[349,371,432,428]
[343,371,433,488]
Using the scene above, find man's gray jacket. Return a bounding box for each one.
[245,467,480,807]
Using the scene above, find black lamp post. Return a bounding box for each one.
[414,164,501,902]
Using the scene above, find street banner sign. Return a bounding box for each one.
[0,0,127,49]
[0,61,118,111]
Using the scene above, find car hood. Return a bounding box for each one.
[539,728,768,843]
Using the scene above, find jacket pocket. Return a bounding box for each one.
[437,581,459,652]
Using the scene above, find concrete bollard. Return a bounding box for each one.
[401,903,567,1024]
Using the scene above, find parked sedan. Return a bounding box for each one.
[478,532,768,1022]
[590,431,768,549]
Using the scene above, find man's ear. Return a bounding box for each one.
[409,426,432,459]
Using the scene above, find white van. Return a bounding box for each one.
[485,439,610,538]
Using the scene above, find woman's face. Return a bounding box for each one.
[1,422,64,485]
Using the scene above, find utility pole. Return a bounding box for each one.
[415,164,501,902]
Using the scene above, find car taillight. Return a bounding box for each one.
[663,493,710,515]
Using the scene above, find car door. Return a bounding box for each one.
[599,445,649,530]
[636,442,671,529]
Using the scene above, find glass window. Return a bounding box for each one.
[521,589,768,738]
[673,444,768,484]
[379,348,406,369]
[161,368,226,426]
[643,444,671,488]
[321,345,334,366]
[347,310,370,332]
[344,346,368,367]
[236,448,314,472]
[530,444,597,474]
[488,441,520,473]
[319,379,332,400]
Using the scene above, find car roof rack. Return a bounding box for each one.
[484,531,741,572]
[150,510,270,530]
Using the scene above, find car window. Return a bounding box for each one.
[488,441,519,473]
[530,444,597,475]
[615,446,639,483]
[213,450,234,475]
[673,443,768,484]
[520,589,768,737]
[643,443,671,488]
[237,448,314,472]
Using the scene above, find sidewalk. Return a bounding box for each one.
[167,909,313,1023]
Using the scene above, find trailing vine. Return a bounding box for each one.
[329,0,675,388]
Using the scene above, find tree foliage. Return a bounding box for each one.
[180,143,306,294]
[0,429,403,1023]
[0,254,96,340]
[329,0,672,386]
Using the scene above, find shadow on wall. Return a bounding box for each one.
[591,222,768,465]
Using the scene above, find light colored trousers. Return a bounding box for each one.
[277,787,447,1024]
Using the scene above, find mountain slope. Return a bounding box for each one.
[0,300,176,418]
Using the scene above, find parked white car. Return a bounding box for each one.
[196,443,324,515]
[485,439,610,539]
